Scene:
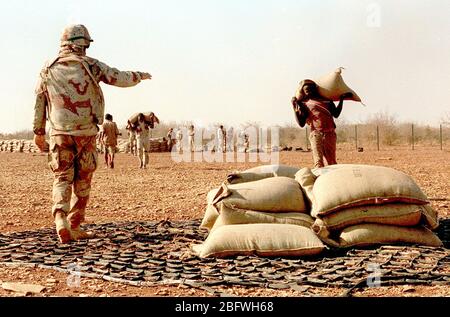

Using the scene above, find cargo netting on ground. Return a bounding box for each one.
[0,219,449,296]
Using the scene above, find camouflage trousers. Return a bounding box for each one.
[48,135,97,229]
[309,130,337,168]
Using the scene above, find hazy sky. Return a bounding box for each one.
[0,0,449,133]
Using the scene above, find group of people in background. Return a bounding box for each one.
[97,112,159,169]
[98,77,349,173]
[97,119,252,170]
[167,124,249,154]
[99,82,348,171]
[166,126,193,153]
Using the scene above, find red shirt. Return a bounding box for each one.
[304,99,337,132]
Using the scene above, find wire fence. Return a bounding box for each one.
[283,124,450,152]
[2,124,450,152]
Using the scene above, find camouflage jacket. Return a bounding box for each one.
[34,54,145,136]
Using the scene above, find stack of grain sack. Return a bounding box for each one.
[193,165,326,258]
[193,164,442,258]
[117,138,169,153]
[295,165,441,249]
[0,140,41,153]
[149,138,162,152]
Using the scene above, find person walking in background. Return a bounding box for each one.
[226,126,234,152]
[217,125,226,153]
[291,79,352,168]
[242,131,250,153]
[126,120,137,156]
[135,113,150,169]
[167,128,176,152]
[101,113,121,169]
[33,24,152,243]
[244,134,250,153]
[176,128,183,153]
[238,130,250,153]
[188,124,195,152]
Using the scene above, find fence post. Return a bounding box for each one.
[440,124,443,150]
[305,127,309,150]
[355,125,358,150]
[376,125,380,151]
[411,124,414,150]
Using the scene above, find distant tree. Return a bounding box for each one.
[441,112,450,126]
[365,110,400,146]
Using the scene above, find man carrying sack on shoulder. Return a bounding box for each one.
[292,80,352,168]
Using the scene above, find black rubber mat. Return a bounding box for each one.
[0,219,449,296]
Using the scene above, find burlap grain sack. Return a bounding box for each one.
[297,68,361,102]
[311,164,365,177]
[296,165,367,206]
[199,188,221,230]
[321,224,443,248]
[227,164,301,184]
[294,167,317,208]
[128,112,160,126]
[309,165,429,217]
[210,203,314,232]
[213,177,307,213]
[312,204,439,239]
[421,204,439,230]
[192,224,325,258]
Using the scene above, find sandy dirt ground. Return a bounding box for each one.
[0,146,449,297]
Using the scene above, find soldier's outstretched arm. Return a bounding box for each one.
[95,60,151,88]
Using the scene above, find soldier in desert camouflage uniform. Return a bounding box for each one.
[33,24,152,243]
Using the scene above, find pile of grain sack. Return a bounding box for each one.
[117,138,169,153]
[0,139,170,154]
[193,164,442,258]
[0,140,41,153]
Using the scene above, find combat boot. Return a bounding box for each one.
[67,213,95,240]
[54,211,72,244]
[70,228,96,240]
